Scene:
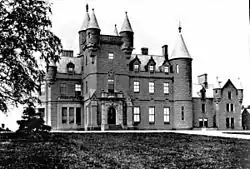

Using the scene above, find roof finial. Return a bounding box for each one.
[178,21,182,33]
[86,4,88,12]
[125,11,128,15]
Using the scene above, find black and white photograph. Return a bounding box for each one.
[0,0,250,168]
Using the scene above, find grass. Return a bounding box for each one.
[0,132,250,168]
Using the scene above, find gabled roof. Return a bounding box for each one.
[170,26,191,59]
[120,12,133,33]
[57,56,83,74]
[79,4,90,31]
[222,79,237,90]
[87,9,100,30]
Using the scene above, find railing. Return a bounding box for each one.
[101,91,124,99]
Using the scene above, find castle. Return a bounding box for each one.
[38,5,243,130]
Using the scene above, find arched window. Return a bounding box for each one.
[67,62,75,73]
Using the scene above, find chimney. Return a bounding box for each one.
[141,47,148,55]
[162,45,168,60]
[198,73,208,89]
[62,50,74,57]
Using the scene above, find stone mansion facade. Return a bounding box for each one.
[38,6,243,130]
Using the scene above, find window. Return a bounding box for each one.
[67,63,75,73]
[228,91,231,100]
[134,64,139,71]
[204,118,208,127]
[231,118,234,129]
[149,107,155,124]
[108,53,114,60]
[38,108,45,119]
[69,107,74,124]
[149,65,154,72]
[215,90,217,93]
[108,79,114,93]
[176,64,179,73]
[149,82,154,94]
[226,103,230,112]
[164,107,170,123]
[76,107,81,125]
[75,84,81,96]
[226,117,229,128]
[85,81,88,94]
[164,66,169,73]
[164,83,169,94]
[202,104,206,113]
[133,107,140,123]
[60,83,66,96]
[85,54,87,65]
[230,104,234,112]
[133,81,140,93]
[181,106,184,120]
[40,84,45,95]
[62,107,67,124]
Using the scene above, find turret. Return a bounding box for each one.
[86,8,100,52]
[78,4,90,55]
[119,12,134,58]
[169,23,193,129]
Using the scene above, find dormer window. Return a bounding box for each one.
[134,64,139,72]
[164,66,169,73]
[149,65,154,72]
[67,62,75,74]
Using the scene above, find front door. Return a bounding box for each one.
[108,107,116,124]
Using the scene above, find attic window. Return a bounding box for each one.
[67,62,75,73]
[164,66,169,73]
[134,64,139,72]
[149,65,154,72]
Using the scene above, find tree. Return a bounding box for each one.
[0,0,62,113]
[17,106,51,133]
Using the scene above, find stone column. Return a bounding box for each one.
[101,102,108,131]
[126,100,133,128]
[90,100,98,128]
[116,103,123,125]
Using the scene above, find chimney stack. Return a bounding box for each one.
[141,47,148,55]
[162,45,168,60]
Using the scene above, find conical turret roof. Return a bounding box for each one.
[79,4,90,31]
[113,24,119,36]
[87,8,100,30]
[120,12,133,33]
[171,25,191,59]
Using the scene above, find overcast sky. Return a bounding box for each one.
[1,0,249,131]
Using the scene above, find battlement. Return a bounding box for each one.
[100,35,122,45]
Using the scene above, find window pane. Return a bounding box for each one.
[164,83,169,94]
[226,118,229,128]
[181,106,184,120]
[108,79,114,92]
[228,91,231,100]
[108,53,114,59]
[149,107,155,123]
[76,108,81,125]
[176,65,179,73]
[69,107,74,124]
[149,65,154,71]
[60,83,66,95]
[134,107,140,122]
[164,66,169,73]
[149,82,154,93]
[164,107,170,123]
[202,104,205,113]
[134,64,139,71]
[230,104,234,112]
[62,107,67,124]
[134,81,140,92]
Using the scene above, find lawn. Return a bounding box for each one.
[0,132,250,169]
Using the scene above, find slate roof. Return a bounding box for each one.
[170,32,191,59]
[130,54,165,72]
[87,9,100,29]
[57,56,83,74]
[79,5,90,31]
[120,12,133,32]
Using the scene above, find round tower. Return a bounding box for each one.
[86,8,100,52]
[78,4,90,55]
[119,12,134,58]
[170,24,193,129]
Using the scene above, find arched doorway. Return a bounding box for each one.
[108,106,116,124]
